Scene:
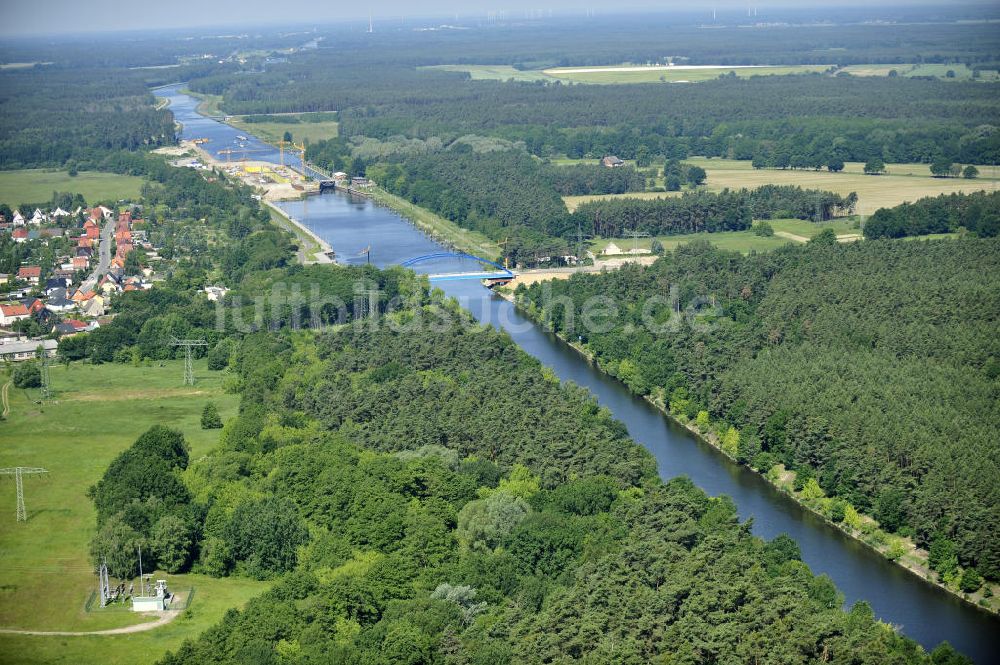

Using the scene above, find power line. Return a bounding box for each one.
[169,338,208,386]
[0,467,49,522]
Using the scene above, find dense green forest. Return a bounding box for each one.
[517,236,1000,589]
[864,190,1000,239]
[82,298,953,664]
[0,68,176,169]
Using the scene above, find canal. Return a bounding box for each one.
[160,84,1000,663]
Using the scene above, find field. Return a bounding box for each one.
[227,113,340,145]
[0,360,268,664]
[561,158,998,216]
[542,64,828,84]
[422,64,553,82]
[424,63,829,85]
[590,218,861,256]
[839,63,998,81]
[0,170,144,207]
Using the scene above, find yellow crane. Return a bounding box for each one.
[497,236,511,270]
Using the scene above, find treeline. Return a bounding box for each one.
[864,190,1000,239]
[0,67,175,169]
[186,43,1000,165]
[142,301,958,663]
[574,185,856,237]
[363,148,857,263]
[517,237,1000,588]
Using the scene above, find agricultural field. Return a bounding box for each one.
[590,217,862,256]
[422,64,554,82]
[425,63,830,85]
[541,63,829,84]
[0,360,266,664]
[840,62,999,81]
[0,170,144,207]
[560,158,998,215]
[227,112,340,145]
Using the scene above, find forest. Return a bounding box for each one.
[864,190,1000,239]
[0,67,176,169]
[516,234,1000,590]
[78,295,959,664]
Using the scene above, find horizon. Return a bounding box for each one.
[0,0,995,38]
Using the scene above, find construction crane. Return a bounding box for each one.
[217,146,268,164]
[277,140,306,169]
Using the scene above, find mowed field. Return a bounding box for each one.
[563,158,998,216]
[839,62,999,81]
[227,113,340,145]
[425,63,828,84]
[590,218,862,256]
[542,64,828,84]
[0,170,144,207]
[0,360,268,665]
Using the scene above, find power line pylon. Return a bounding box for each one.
[170,338,208,386]
[0,467,49,522]
[39,353,51,400]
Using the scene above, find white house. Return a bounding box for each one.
[29,209,46,225]
[0,303,30,326]
[12,211,24,227]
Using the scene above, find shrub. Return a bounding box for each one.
[201,402,223,429]
[12,361,41,388]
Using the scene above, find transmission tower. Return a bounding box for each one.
[170,338,208,386]
[39,353,51,400]
[0,467,49,522]
[98,556,111,607]
[624,229,651,254]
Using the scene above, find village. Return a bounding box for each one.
[0,204,155,363]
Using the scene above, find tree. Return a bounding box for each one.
[945,70,956,79]
[151,515,193,573]
[456,491,529,552]
[223,497,309,579]
[930,159,954,178]
[863,158,886,175]
[12,361,41,388]
[90,513,143,580]
[720,426,740,457]
[686,165,707,186]
[962,165,979,179]
[650,239,665,255]
[665,174,682,191]
[959,567,983,593]
[201,402,223,429]
[827,158,845,172]
[283,130,293,142]
[753,221,774,237]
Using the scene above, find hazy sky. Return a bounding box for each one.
[0,0,971,36]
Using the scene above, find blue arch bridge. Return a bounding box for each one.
[400,252,515,285]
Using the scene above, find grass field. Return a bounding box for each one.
[590,218,865,256]
[0,170,144,207]
[422,64,553,82]
[0,360,267,664]
[542,64,828,84]
[425,63,828,85]
[560,158,998,216]
[228,113,340,145]
[840,63,1000,81]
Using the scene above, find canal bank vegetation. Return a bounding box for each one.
[145,299,955,664]
[515,235,1000,614]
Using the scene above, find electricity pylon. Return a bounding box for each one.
[170,338,208,386]
[40,353,51,400]
[0,467,49,522]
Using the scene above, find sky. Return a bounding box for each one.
[0,0,979,36]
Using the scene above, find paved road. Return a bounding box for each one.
[80,216,114,291]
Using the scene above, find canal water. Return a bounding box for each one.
[160,84,1000,662]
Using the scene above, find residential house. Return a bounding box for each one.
[12,211,24,226]
[12,228,28,243]
[44,277,69,295]
[0,303,30,326]
[601,155,626,168]
[71,256,89,271]
[51,207,71,219]
[45,289,76,313]
[17,266,41,284]
[84,220,101,240]
[81,294,106,318]
[0,338,58,362]
[20,297,45,316]
[29,209,46,225]
[53,319,90,336]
